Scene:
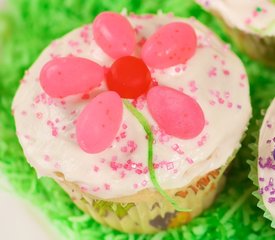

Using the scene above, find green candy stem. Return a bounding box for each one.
[123,100,191,212]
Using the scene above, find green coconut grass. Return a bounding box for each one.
[0,0,275,239]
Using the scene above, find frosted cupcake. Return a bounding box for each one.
[196,0,275,67]
[253,99,275,228]
[12,11,251,233]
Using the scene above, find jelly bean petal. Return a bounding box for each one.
[40,56,104,98]
[147,86,205,139]
[76,91,123,153]
[142,22,197,69]
[93,12,136,59]
[106,56,152,99]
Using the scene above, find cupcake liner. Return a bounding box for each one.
[248,120,275,228]
[57,164,229,234]
[210,11,275,67]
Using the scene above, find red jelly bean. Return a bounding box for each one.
[147,86,205,139]
[76,91,123,153]
[40,56,103,98]
[142,22,197,69]
[106,56,152,99]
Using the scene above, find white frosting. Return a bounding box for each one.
[197,0,275,36]
[258,99,275,218]
[13,13,251,199]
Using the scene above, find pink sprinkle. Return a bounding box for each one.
[47,120,54,127]
[240,73,246,80]
[208,67,217,77]
[186,157,194,164]
[122,123,128,129]
[223,69,230,75]
[70,133,75,139]
[120,146,128,153]
[166,162,174,170]
[237,104,242,109]
[137,37,146,47]
[21,110,27,116]
[218,98,225,104]
[171,143,184,155]
[120,171,126,178]
[24,134,31,140]
[175,67,181,73]
[135,169,142,175]
[245,18,252,25]
[127,140,137,153]
[227,102,233,108]
[92,187,100,192]
[52,129,58,137]
[120,132,127,138]
[209,100,216,106]
[36,112,43,119]
[189,80,198,92]
[110,161,119,171]
[239,82,245,88]
[68,40,79,47]
[80,186,88,192]
[133,183,138,189]
[104,184,110,190]
[54,162,60,169]
[93,166,99,172]
[44,155,50,162]
[141,180,147,186]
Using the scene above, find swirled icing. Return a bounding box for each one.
[197,0,275,35]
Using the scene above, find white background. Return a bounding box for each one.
[0,174,61,240]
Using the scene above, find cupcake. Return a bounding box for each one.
[12,11,251,233]
[252,99,275,228]
[196,0,275,67]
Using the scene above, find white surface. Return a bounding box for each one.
[0,174,61,240]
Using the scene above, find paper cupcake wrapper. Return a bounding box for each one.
[211,11,275,67]
[57,164,229,234]
[248,118,275,228]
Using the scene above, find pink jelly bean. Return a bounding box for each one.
[93,12,136,59]
[147,86,205,139]
[40,56,104,98]
[76,91,123,153]
[142,22,197,69]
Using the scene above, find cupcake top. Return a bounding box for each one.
[196,0,275,36]
[13,12,251,200]
[258,99,275,219]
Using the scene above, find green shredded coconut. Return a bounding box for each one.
[1,0,275,239]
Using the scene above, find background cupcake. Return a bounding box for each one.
[249,99,275,228]
[1,0,275,239]
[196,0,275,67]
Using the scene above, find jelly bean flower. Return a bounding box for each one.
[40,11,205,154]
[39,11,206,211]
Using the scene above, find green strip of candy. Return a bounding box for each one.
[123,100,191,212]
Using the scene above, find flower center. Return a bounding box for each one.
[106,56,152,99]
